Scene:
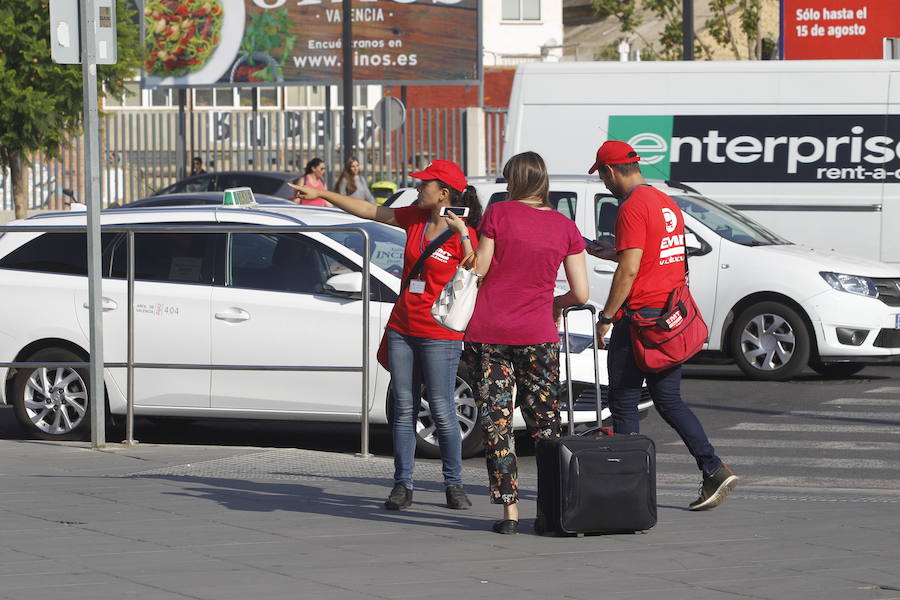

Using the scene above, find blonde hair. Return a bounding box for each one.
[503,151,549,206]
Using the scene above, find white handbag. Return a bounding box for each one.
[432,254,479,332]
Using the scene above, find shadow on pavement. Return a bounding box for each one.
[132,473,499,532]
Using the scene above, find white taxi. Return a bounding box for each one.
[0,201,633,456]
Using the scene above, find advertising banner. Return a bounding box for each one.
[781,0,900,59]
[142,0,480,87]
[608,114,900,183]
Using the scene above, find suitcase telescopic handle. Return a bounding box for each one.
[561,304,603,436]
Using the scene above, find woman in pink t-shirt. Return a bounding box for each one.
[451,151,589,535]
[293,158,332,207]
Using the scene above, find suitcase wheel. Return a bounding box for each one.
[533,517,547,536]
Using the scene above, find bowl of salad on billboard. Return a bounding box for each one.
[143,0,245,86]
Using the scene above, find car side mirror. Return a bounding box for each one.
[685,231,712,257]
[324,272,363,299]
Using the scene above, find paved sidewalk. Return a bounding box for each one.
[1,438,899,600]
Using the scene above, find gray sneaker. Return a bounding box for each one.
[445,485,472,510]
[689,464,739,511]
[384,483,413,510]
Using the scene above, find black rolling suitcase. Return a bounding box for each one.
[535,305,657,536]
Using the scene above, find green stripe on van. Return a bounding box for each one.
[607,115,674,179]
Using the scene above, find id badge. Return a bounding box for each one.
[409,279,426,294]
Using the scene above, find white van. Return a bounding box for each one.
[503,60,900,263]
[387,178,900,381]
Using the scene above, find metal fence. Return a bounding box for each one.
[2,106,508,212]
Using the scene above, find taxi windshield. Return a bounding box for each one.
[321,222,406,279]
[672,194,791,247]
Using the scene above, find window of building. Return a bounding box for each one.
[502,0,540,21]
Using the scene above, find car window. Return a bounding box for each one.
[213,175,283,195]
[109,233,221,284]
[320,222,406,280]
[158,175,212,195]
[229,233,336,294]
[487,191,577,221]
[671,195,790,246]
[594,194,619,244]
[0,232,118,276]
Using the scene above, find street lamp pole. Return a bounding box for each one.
[683,0,694,60]
[342,0,354,162]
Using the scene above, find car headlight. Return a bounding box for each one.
[559,333,595,354]
[820,272,878,298]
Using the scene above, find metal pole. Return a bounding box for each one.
[682,0,694,60]
[356,230,372,458]
[325,87,333,188]
[400,86,408,187]
[126,231,136,445]
[80,0,106,447]
[177,89,187,180]
[342,0,354,163]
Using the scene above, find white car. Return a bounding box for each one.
[0,203,648,455]
[388,176,900,380]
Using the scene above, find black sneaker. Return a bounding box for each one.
[689,464,739,511]
[492,519,519,535]
[384,483,413,510]
[445,485,472,510]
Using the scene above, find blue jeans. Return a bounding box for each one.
[387,329,463,489]
[608,308,723,478]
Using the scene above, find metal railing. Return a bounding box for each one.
[0,223,373,457]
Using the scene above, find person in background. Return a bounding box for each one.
[294,158,331,207]
[456,151,589,535]
[336,157,376,203]
[288,160,482,512]
[589,140,738,511]
[190,156,206,176]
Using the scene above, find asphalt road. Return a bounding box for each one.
[2,362,899,495]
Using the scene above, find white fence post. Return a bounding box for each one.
[465,106,486,177]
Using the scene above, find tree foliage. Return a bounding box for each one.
[591,0,766,61]
[0,0,141,217]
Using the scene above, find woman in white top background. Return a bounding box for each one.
[336,157,376,203]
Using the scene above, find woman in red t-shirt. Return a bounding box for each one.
[451,151,589,535]
[289,160,482,512]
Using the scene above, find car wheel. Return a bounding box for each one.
[12,348,91,441]
[730,301,810,381]
[414,373,483,459]
[809,361,866,378]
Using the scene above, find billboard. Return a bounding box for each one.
[781,0,900,59]
[142,0,480,87]
[608,114,900,183]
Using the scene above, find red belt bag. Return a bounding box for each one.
[628,284,708,373]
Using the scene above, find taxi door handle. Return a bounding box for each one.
[83,297,118,311]
[593,266,615,274]
[215,308,251,322]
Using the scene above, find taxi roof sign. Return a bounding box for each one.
[222,187,257,207]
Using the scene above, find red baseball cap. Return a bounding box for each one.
[588,140,641,173]
[410,159,468,193]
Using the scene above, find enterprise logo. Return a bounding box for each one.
[608,115,900,183]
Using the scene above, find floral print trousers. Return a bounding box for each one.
[463,342,561,504]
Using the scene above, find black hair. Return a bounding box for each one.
[436,181,482,229]
[191,156,203,163]
[304,157,325,175]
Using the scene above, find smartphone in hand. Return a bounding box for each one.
[583,236,606,253]
[439,206,470,218]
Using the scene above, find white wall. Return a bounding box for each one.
[483,0,564,65]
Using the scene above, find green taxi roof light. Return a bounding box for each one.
[223,187,257,208]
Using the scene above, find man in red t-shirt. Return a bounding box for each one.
[589,140,739,511]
